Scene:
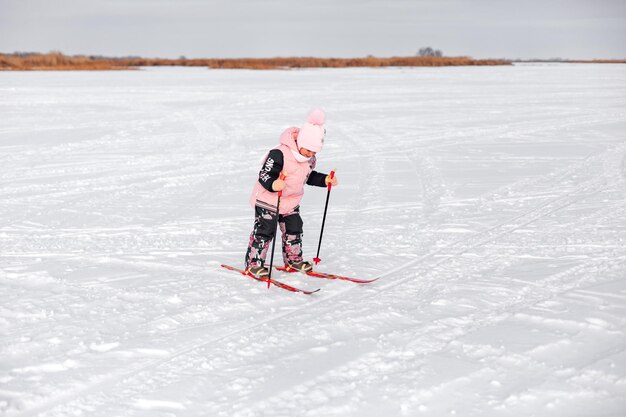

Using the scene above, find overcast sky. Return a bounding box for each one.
[1,0,624,59]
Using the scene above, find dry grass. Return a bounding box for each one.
[128,55,512,69]
[1,52,512,71]
[0,52,133,70]
[5,52,624,71]
[204,56,511,69]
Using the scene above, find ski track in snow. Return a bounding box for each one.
[1,65,626,416]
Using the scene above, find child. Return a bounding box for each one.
[245,109,338,278]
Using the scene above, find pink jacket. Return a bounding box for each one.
[250,127,320,215]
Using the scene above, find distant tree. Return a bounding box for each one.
[418,47,443,57]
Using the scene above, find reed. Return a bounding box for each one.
[122,55,512,69]
[0,52,133,70]
[1,52,513,71]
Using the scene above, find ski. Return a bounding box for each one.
[275,266,379,284]
[220,264,320,295]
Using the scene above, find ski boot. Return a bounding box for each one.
[287,261,313,273]
[247,265,269,279]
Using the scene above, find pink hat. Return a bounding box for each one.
[297,108,325,153]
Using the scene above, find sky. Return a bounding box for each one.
[1,0,625,60]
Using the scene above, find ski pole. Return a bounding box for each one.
[268,172,286,286]
[313,169,335,265]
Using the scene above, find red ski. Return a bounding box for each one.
[221,264,320,295]
[275,265,379,284]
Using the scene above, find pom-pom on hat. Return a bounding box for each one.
[297,108,326,153]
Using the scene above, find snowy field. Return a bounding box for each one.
[1,64,625,417]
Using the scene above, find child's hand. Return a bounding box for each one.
[272,179,286,191]
[325,175,338,187]
[273,172,287,192]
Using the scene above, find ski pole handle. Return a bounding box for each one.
[327,170,335,191]
[278,172,286,197]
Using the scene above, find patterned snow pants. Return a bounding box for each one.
[245,205,304,269]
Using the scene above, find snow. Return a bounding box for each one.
[1,63,625,416]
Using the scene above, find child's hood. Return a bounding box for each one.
[279,127,300,152]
